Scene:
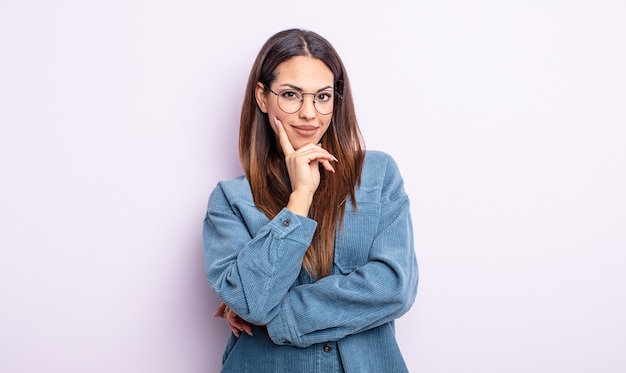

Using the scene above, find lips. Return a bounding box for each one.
[291,125,319,137]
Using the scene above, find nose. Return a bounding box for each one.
[299,93,316,119]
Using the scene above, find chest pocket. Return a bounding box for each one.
[333,200,380,274]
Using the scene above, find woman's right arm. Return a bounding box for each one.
[203,184,317,325]
[206,117,335,327]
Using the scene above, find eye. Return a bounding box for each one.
[316,91,333,102]
[280,90,301,100]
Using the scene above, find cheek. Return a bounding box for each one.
[322,118,332,133]
[267,103,290,122]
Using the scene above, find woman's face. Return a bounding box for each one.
[256,56,334,150]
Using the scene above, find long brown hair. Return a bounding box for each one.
[239,29,364,279]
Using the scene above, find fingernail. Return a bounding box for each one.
[246,330,253,336]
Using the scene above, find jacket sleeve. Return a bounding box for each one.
[203,184,318,325]
[266,155,419,348]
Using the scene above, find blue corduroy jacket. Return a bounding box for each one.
[203,150,418,372]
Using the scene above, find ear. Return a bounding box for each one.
[255,82,268,113]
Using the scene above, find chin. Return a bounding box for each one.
[293,139,319,150]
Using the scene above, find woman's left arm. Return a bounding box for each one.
[266,154,419,348]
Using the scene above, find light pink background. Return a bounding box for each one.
[1,1,625,372]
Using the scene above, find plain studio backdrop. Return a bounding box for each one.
[1,1,624,372]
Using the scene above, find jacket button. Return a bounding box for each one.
[322,344,332,353]
[282,220,291,227]
[283,340,292,345]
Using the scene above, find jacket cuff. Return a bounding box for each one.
[270,208,317,245]
[266,302,298,346]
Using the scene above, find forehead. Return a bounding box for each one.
[274,56,334,89]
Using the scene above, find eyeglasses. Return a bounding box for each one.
[265,85,337,115]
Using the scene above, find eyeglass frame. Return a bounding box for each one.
[264,84,342,115]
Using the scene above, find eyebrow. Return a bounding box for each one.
[278,83,334,93]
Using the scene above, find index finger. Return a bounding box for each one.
[212,302,226,319]
[273,117,295,155]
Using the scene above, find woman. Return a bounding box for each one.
[203,28,418,372]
